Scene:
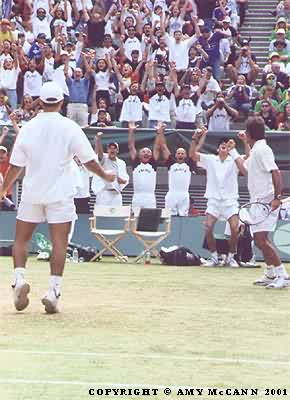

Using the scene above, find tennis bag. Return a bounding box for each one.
[237,224,253,263]
[159,246,201,266]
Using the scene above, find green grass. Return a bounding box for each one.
[0,257,290,400]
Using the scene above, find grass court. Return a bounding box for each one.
[0,257,290,400]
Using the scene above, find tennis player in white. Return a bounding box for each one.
[229,116,289,289]
[191,130,244,267]
[0,82,115,314]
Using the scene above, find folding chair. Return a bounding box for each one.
[130,208,171,263]
[89,206,131,262]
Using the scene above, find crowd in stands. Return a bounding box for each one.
[1,0,290,131]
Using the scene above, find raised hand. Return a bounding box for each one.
[104,170,116,182]
[238,130,247,142]
[226,139,236,151]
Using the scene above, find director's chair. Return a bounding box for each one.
[89,206,131,262]
[130,208,172,263]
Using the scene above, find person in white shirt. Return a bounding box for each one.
[92,133,129,206]
[230,116,289,289]
[157,124,201,216]
[20,58,44,99]
[128,121,161,209]
[119,82,143,127]
[0,45,20,109]
[32,8,52,39]
[0,82,115,314]
[207,92,238,131]
[148,81,171,128]
[191,130,244,267]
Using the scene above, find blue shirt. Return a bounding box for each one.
[198,31,225,63]
[66,77,90,103]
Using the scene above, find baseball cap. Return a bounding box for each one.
[107,142,119,149]
[0,145,8,153]
[222,16,231,23]
[197,19,204,26]
[276,28,286,34]
[40,82,64,104]
[277,16,287,23]
[269,52,280,59]
[37,33,46,39]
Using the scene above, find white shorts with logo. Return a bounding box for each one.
[17,198,77,224]
[165,191,189,216]
[206,198,239,221]
[95,190,122,207]
[250,195,279,234]
[132,192,156,209]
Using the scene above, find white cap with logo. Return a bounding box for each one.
[40,82,64,104]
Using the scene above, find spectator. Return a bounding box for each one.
[93,55,112,106]
[261,62,289,91]
[269,29,290,53]
[254,86,280,113]
[0,42,20,109]
[207,92,238,131]
[90,97,112,126]
[270,16,290,40]
[264,52,287,74]
[119,82,143,127]
[0,89,12,125]
[199,66,221,110]
[227,74,252,114]
[0,19,14,42]
[175,83,204,129]
[227,40,259,84]
[277,0,290,23]
[258,100,278,130]
[147,80,171,128]
[65,53,92,127]
[90,109,113,127]
[32,8,51,39]
[15,95,36,124]
[278,101,290,130]
[19,56,44,100]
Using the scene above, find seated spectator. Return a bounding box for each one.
[264,52,287,74]
[207,92,238,130]
[90,98,112,126]
[278,101,290,130]
[259,75,283,103]
[0,89,12,125]
[270,16,290,40]
[276,0,290,24]
[15,95,36,124]
[213,0,231,23]
[269,29,290,53]
[260,62,289,91]
[254,86,280,113]
[227,40,259,84]
[175,83,204,129]
[199,66,221,110]
[226,74,252,114]
[0,19,15,43]
[90,109,113,127]
[258,100,278,130]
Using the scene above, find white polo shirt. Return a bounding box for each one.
[244,139,278,202]
[0,67,20,90]
[124,37,142,61]
[120,95,143,122]
[10,112,96,204]
[165,34,197,70]
[198,154,239,200]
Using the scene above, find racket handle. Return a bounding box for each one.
[281,196,290,204]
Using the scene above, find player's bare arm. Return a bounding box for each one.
[0,164,23,199]
[128,121,137,160]
[190,128,207,162]
[154,122,168,160]
[95,132,104,161]
[271,169,283,210]
[227,135,247,176]
[84,159,115,182]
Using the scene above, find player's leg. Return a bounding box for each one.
[177,193,190,217]
[253,231,289,288]
[203,212,219,266]
[12,219,38,311]
[225,214,239,267]
[165,192,178,216]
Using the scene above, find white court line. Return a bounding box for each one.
[1,350,290,367]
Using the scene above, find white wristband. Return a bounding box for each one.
[229,148,241,161]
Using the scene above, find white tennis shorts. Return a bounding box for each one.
[251,206,279,234]
[17,198,77,224]
[132,192,156,209]
[95,190,122,207]
[165,191,189,216]
[206,198,239,221]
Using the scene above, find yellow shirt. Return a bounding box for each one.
[0,31,14,43]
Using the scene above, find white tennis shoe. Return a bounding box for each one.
[265,276,290,289]
[203,257,219,267]
[12,281,30,311]
[225,256,239,268]
[41,289,60,314]
[253,272,276,286]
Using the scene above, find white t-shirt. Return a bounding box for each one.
[168,16,185,36]
[71,160,92,198]
[53,64,72,96]
[132,159,157,193]
[43,56,55,82]
[0,67,20,90]
[32,16,51,39]
[120,95,143,122]
[165,34,198,70]
[23,70,43,96]
[244,139,278,202]
[93,71,110,91]
[176,98,202,122]
[208,107,231,131]
[200,77,221,105]
[198,154,239,200]
[10,112,96,204]
[97,153,128,192]
[148,94,170,122]
[168,160,193,192]
[124,37,142,61]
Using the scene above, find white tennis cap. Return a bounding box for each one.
[40,82,64,104]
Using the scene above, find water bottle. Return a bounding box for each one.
[145,251,151,265]
[72,248,79,263]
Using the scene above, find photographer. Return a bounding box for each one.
[207,92,238,131]
[227,75,252,114]
[227,41,259,84]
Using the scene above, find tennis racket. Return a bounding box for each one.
[238,196,290,226]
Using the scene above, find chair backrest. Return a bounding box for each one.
[93,205,131,218]
[136,208,162,232]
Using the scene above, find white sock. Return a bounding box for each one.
[13,267,26,286]
[274,265,288,279]
[49,275,62,295]
[211,251,218,260]
[228,252,235,259]
[265,265,276,278]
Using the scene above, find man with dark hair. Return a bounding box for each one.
[229,116,289,288]
[191,130,244,267]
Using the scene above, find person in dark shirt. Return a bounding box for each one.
[195,0,216,29]
[258,100,278,130]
